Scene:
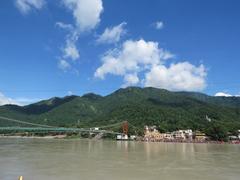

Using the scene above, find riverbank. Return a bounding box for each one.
[1,134,240,144]
[141,139,240,144]
[0,134,67,139]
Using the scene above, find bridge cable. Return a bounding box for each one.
[0,116,56,128]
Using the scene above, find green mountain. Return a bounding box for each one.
[0,87,240,132]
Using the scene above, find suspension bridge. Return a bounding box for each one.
[0,116,138,136]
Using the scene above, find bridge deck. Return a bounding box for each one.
[0,127,122,135]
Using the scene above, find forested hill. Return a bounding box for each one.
[0,87,240,132]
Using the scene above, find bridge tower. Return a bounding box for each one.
[122,121,128,135]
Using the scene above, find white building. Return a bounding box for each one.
[173,129,193,140]
[183,129,193,140]
[144,125,158,133]
[117,134,128,141]
[130,135,136,140]
[164,133,174,140]
[173,130,185,140]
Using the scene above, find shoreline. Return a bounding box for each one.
[140,140,240,145]
[1,135,240,144]
[0,135,67,139]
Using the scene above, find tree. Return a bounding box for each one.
[205,122,228,142]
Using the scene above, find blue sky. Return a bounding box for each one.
[0,0,240,105]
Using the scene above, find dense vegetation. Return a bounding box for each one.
[0,87,240,136]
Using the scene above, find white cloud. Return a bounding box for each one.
[57,0,103,71]
[144,62,207,91]
[58,59,71,71]
[95,39,173,79]
[63,39,80,60]
[215,92,232,97]
[56,22,80,63]
[154,21,164,30]
[15,0,45,14]
[56,21,80,61]
[0,92,19,106]
[97,22,127,44]
[95,39,207,91]
[62,0,103,32]
[122,73,140,87]
[0,92,42,106]
[215,92,240,97]
[56,22,74,31]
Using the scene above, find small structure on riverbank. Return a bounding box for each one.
[193,131,208,142]
[116,134,128,140]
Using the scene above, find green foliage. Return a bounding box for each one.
[0,87,240,134]
[205,122,229,141]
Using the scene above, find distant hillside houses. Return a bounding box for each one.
[143,126,208,142]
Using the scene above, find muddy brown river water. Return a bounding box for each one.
[0,138,240,180]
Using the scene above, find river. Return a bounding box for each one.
[0,138,240,180]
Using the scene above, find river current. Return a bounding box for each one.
[0,138,239,180]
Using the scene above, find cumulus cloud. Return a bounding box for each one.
[95,39,173,79]
[144,62,206,91]
[154,21,164,30]
[58,59,71,71]
[96,22,127,44]
[63,39,80,60]
[57,0,103,71]
[15,0,45,14]
[122,73,140,87]
[62,0,103,32]
[56,22,80,62]
[95,39,207,91]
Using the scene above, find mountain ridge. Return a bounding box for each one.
[0,87,240,132]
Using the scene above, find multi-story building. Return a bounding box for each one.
[144,126,164,141]
[183,129,193,140]
[194,131,208,142]
[173,130,186,140]
[144,126,205,142]
[163,132,174,140]
[172,129,193,141]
